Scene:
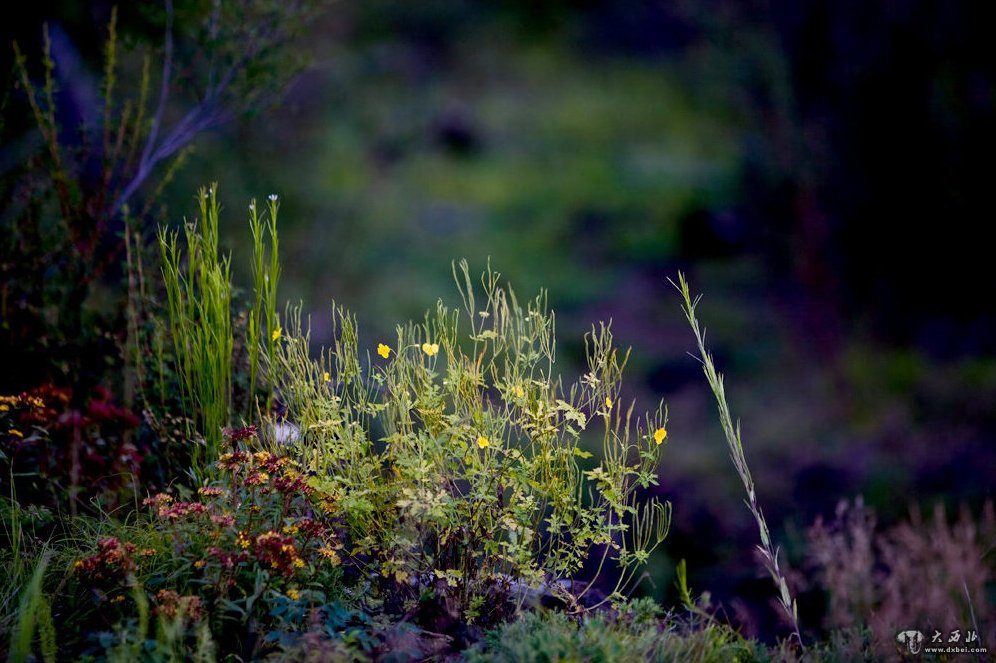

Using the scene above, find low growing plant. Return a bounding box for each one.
[467,598,764,663]
[64,428,345,660]
[806,498,995,657]
[265,260,672,628]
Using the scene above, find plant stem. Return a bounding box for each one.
[671,272,803,646]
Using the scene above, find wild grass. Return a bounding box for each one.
[467,600,764,663]
[6,550,56,663]
[248,195,282,415]
[807,498,995,656]
[672,273,802,645]
[159,184,234,467]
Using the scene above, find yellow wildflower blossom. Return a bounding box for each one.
[9,429,23,438]
[421,342,439,357]
[513,385,525,398]
[323,371,331,382]
[318,546,341,566]
[477,435,490,449]
[377,343,391,359]
[604,398,613,410]
[653,427,668,445]
[287,589,300,601]
[271,326,282,342]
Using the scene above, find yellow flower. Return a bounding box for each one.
[513,386,525,398]
[271,326,282,342]
[194,559,206,569]
[653,427,668,445]
[377,343,391,359]
[8,429,23,438]
[318,546,341,565]
[477,435,490,449]
[323,371,331,382]
[421,342,439,357]
[604,398,613,410]
[286,589,300,601]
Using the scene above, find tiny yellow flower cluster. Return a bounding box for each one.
[317,545,341,566]
[271,326,282,342]
[421,342,439,357]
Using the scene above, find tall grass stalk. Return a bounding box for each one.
[7,550,56,663]
[247,195,281,415]
[672,272,803,645]
[159,184,233,468]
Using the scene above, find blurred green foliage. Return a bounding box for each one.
[170,21,741,338]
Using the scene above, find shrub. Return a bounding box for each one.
[265,260,671,629]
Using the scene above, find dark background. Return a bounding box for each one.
[4,0,994,640]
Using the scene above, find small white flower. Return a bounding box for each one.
[272,421,300,445]
[249,202,256,211]
[268,194,278,202]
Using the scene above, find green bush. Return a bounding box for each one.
[266,260,671,626]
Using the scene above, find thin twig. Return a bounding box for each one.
[139,0,174,170]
